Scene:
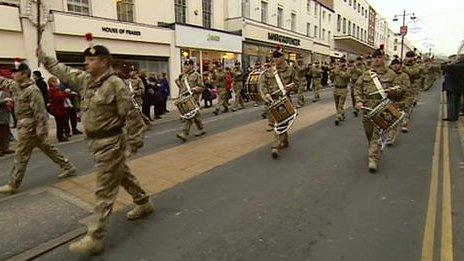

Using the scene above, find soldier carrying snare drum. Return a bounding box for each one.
[259,45,297,159]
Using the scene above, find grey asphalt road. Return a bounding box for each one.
[35,84,463,260]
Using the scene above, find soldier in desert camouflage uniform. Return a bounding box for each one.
[0,63,75,194]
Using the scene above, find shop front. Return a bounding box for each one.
[333,35,375,59]
[174,24,242,74]
[51,11,172,76]
[240,19,314,70]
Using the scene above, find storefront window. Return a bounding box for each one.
[175,0,187,23]
[202,0,212,29]
[117,0,134,22]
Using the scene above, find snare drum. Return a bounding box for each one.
[268,96,296,126]
[175,95,199,119]
[246,70,264,102]
[365,99,405,131]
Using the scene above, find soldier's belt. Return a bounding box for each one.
[335,85,348,89]
[86,127,123,139]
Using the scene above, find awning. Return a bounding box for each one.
[334,35,375,56]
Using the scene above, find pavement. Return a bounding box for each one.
[1,83,463,261]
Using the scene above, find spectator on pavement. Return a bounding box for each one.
[48,77,70,142]
[32,71,50,110]
[0,84,14,156]
[159,72,170,114]
[441,55,464,121]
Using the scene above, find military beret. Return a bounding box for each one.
[356,56,363,61]
[405,51,416,58]
[273,45,284,58]
[390,58,402,66]
[235,60,241,65]
[183,59,194,66]
[83,45,111,57]
[339,58,347,63]
[265,57,272,63]
[12,62,30,73]
[371,48,385,58]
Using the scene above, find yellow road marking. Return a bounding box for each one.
[421,100,442,261]
[441,111,454,261]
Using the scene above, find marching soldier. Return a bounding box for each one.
[350,57,365,117]
[293,54,308,108]
[0,64,76,194]
[330,58,351,125]
[259,46,296,158]
[364,55,373,71]
[311,60,323,102]
[354,48,397,173]
[213,63,229,115]
[176,59,206,142]
[232,61,245,111]
[125,66,144,107]
[402,51,422,129]
[386,58,411,146]
[37,44,153,254]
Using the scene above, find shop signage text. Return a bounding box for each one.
[268,32,300,46]
[101,27,141,36]
[207,34,220,41]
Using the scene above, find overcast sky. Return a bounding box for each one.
[368,0,464,56]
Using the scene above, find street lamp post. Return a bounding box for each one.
[393,10,417,60]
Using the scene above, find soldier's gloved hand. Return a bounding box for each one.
[355,102,364,111]
[265,94,272,100]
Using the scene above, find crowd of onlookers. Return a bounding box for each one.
[138,71,170,120]
[442,54,464,121]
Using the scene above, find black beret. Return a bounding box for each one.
[183,59,194,66]
[371,48,385,58]
[12,62,30,73]
[235,60,241,65]
[83,45,111,57]
[272,45,284,58]
[405,51,416,58]
[390,59,402,66]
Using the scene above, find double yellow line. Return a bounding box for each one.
[421,93,454,261]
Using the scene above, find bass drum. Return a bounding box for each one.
[245,70,265,102]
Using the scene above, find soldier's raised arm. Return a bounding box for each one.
[36,45,87,92]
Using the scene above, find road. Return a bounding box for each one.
[1,83,463,261]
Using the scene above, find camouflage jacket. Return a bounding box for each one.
[0,77,48,137]
[232,68,244,85]
[350,65,364,84]
[391,70,412,101]
[331,67,351,87]
[39,53,144,147]
[125,77,145,97]
[259,62,296,100]
[403,63,422,85]
[213,70,227,89]
[293,63,308,80]
[311,66,323,78]
[354,65,396,108]
[179,70,204,100]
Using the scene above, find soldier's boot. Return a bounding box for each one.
[271,148,279,159]
[222,107,229,113]
[281,139,289,149]
[335,119,340,126]
[353,110,359,117]
[266,125,274,132]
[368,161,378,173]
[213,108,219,115]
[231,108,237,112]
[176,132,187,142]
[0,184,19,194]
[194,130,206,137]
[69,236,104,255]
[401,125,409,133]
[127,201,155,220]
[58,164,76,179]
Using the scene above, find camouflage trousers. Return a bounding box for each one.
[297,81,306,106]
[182,113,203,136]
[401,97,414,128]
[333,87,348,120]
[362,119,382,164]
[233,83,245,109]
[268,111,289,149]
[411,82,421,102]
[350,85,358,113]
[9,135,73,188]
[215,89,230,111]
[86,134,149,239]
[312,79,321,101]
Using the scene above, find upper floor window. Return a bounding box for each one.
[343,17,346,34]
[328,30,332,41]
[349,0,352,6]
[117,0,134,22]
[307,22,311,36]
[314,3,318,16]
[353,0,356,9]
[306,0,311,12]
[322,10,326,20]
[261,1,268,23]
[328,13,331,22]
[314,25,318,38]
[291,12,297,31]
[277,7,284,28]
[67,0,90,15]
[322,28,325,40]
[357,3,360,13]
[337,14,341,32]
[175,0,187,23]
[202,0,212,28]
[242,0,250,18]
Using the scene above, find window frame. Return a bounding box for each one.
[202,0,213,29]
[175,0,187,23]
[117,0,135,23]
[67,0,91,15]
